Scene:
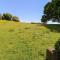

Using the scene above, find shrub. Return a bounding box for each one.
[2,13,12,20]
[31,22,36,24]
[12,16,20,22]
[0,14,2,20]
[0,13,20,22]
[55,39,60,52]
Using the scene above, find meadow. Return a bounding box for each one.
[0,20,60,60]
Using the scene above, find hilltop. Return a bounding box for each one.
[0,20,60,60]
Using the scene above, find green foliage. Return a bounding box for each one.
[12,16,20,22]
[55,39,60,52]
[0,14,2,20]
[41,15,48,23]
[41,0,60,23]
[31,22,36,24]
[2,13,12,20]
[0,13,20,22]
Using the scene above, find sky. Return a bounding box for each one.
[0,0,51,23]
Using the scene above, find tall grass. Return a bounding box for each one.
[0,20,59,60]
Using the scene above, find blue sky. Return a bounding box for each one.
[0,0,50,22]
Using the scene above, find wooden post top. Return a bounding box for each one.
[47,48,55,53]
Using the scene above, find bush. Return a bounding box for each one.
[0,14,2,20]
[2,13,12,20]
[0,13,20,22]
[55,39,60,52]
[12,16,19,22]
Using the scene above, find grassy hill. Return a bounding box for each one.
[0,20,60,60]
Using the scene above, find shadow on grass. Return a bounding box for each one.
[42,24,60,33]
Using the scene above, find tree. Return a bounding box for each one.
[2,13,12,20]
[0,13,20,22]
[41,0,60,23]
[12,16,20,22]
[0,14,2,20]
[41,15,48,23]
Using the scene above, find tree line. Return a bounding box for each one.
[0,13,20,22]
[41,0,60,23]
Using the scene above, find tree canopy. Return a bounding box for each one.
[12,16,20,22]
[0,13,20,22]
[2,13,12,20]
[41,0,60,23]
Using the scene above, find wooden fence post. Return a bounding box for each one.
[46,48,57,60]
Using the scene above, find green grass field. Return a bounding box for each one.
[0,20,60,60]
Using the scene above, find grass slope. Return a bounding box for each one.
[0,20,60,60]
